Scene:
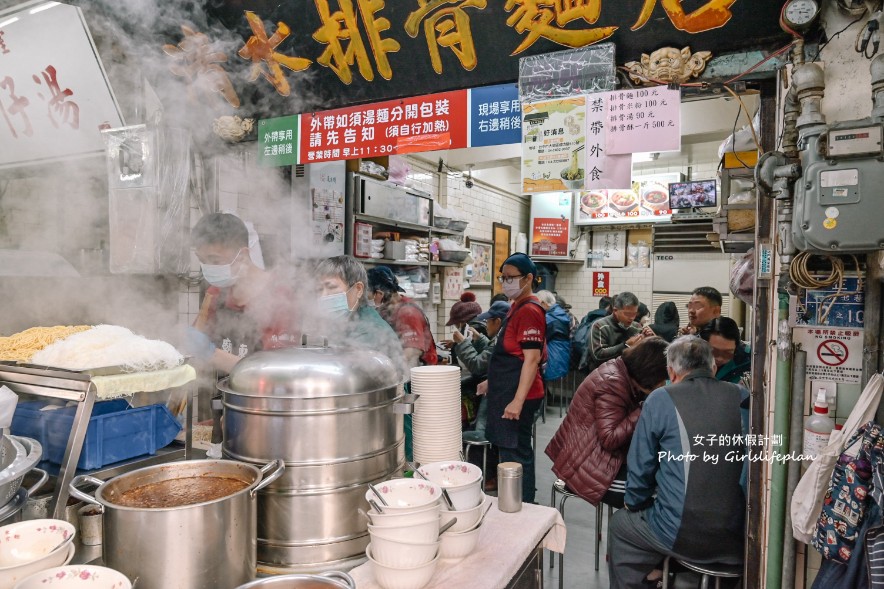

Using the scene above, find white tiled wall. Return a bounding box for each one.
[402,156,530,336]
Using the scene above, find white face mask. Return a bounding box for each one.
[200,248,244,288]
[319,287,354,318]
[502,278,525,300]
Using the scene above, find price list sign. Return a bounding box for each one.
[606,86,681,155]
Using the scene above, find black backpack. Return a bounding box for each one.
[570,310,603,371]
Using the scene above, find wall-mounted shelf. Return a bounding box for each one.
[354,213,431,234]
[361,258,429,266]
[431,226,464,236]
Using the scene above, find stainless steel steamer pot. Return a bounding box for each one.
[69,458,284,589]
[219,344,412,570]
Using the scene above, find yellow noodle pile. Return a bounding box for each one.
[0,325,92,363]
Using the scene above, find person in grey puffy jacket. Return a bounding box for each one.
[452,301,510,435]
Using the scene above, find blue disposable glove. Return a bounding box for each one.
[183,327,216,363]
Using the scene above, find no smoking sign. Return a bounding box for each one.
[793,328,863,384]
[817,339,848,366]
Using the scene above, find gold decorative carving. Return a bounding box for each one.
[624,47,712,85]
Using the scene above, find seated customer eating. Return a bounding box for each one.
[545,337,669,508]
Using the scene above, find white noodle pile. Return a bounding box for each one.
[31,325,184,372]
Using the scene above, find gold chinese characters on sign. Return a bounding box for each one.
[624,46,712,85]
[313,0,401,83]
[405,0,487,74]
[163,25,241,108]
[161,0,741,100]
[502,0,735,55]
[238,11,312,97]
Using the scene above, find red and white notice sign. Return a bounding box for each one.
[793,327,864,384]
[300,90,468,163]
[0,3,123,167]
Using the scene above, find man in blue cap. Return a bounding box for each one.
[484,252,547,503]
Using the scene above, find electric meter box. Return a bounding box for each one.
[793,121,884,252]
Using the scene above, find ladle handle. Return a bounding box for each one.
[439,517,458,534]
[368,483,389,506]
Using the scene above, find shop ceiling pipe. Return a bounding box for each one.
[765,293,792,589]
[780,39,805,158]
[782,348,807,589]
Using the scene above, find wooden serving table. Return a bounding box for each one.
[348,497,566,589]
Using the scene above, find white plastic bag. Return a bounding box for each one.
[0,386,18,429]
[791,374,884,543]
[627,243,639,267]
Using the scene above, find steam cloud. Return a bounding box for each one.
[0,0,330,345]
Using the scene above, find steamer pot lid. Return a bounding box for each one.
[226,345,399,398]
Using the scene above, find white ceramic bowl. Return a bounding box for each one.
[368,534,439,569]
[438,524,482,561]
[438,493,487,532]
[0,543,75,588]
[366,479,443,512]
[367,518,439,544]
[417,462,482,510]
[0,520,75,568]
[366,544,438,589]
[367,502,441,528]
[13,565,132,589]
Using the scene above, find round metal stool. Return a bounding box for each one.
[549,479,611,588]
[462,431,491,482]
[662,556,743,589]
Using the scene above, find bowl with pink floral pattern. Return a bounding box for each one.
[364,479,442,512]
[13,565,131,589]
[417,462,483,510]
[0,519,74,567]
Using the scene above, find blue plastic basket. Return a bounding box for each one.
[11,399,182,470]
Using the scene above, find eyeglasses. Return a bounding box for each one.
[497,274,525,285]
[712,347,736,360]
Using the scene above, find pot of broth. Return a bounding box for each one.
[68,458,284,589]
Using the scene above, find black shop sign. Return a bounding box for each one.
[203,0,789,111]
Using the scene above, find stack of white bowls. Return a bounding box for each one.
[0,519,76,588]
[364,479,443,589]
[416,461,487,562]
[410,366,462,463]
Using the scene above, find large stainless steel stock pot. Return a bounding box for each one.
[219,344,413,571]
[69,458,285,589]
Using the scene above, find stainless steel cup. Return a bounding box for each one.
[497,461,523,513]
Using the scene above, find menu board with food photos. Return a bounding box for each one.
[573,173,681,226]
